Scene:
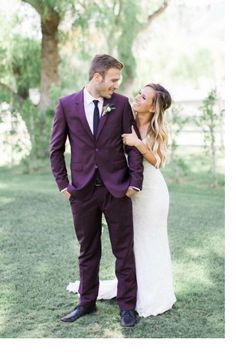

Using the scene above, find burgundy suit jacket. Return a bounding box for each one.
[50,89,143,198]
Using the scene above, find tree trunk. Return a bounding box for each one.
[22,1,61,159]
[39,12,60,113]
[22,1,60,113]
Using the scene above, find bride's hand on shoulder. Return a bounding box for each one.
[122,126,140,147]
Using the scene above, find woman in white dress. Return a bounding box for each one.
[67,83,176,317]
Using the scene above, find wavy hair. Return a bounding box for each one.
[145,83,171,167]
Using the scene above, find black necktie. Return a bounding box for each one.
[93,100,100,136]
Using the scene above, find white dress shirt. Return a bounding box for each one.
[83,86,104,134]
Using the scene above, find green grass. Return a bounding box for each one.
[0,165,224,338]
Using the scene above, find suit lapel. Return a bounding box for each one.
[96,97,112,140]
[75,88,94,140]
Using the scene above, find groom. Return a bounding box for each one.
[50,54,143,327]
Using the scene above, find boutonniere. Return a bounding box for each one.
[102,103,116,116]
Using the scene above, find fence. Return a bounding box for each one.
[0,99,225,166]
[169,99,224,153]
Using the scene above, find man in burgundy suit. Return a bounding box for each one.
[50,54,143,327]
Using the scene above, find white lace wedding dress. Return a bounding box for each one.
[67,142,176,317]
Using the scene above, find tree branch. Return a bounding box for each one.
[22,0,44,17]
[22,0,60,31]
[0,81,24,103]
[140,0,169,32]
[148,1,169,24]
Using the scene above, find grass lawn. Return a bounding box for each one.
[0,165,224,338]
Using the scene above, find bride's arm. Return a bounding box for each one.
[135,140,161,168]
[122,126,161,168]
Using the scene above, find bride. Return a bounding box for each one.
[67,83,176,317]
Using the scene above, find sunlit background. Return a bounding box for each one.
[0,0,224,176]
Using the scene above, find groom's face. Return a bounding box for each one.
[96,68,121,98]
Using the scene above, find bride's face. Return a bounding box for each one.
[132,86,156,114]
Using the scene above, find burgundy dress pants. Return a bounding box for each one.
[69,184,137,310]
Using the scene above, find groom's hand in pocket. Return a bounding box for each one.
[63,190,71,199]
[126,187,138,198]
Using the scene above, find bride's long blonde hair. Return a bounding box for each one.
[145,83,171,167]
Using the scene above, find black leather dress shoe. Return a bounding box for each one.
[60,304,96,322]
[120,310,138,327]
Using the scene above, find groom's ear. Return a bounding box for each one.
[93,72,103,83]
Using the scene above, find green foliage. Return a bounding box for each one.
[1,0,223,171]
[171,48,215,83]
[196,89,224,184]
[0,10,40,98]
[0,13,15,86]
[67,0,141,86]
[197,89,224,146]
[23,0,76,16]
[0,103,31,167]
[22,83,63,165]
[116,0,141,86]
[11,36,40,98]
[0,10,41,163]
[168,104,189,181]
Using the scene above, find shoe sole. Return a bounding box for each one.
[120,319,137,328]
[60,307,97,322]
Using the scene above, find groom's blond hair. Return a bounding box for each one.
[89,54,124,81]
